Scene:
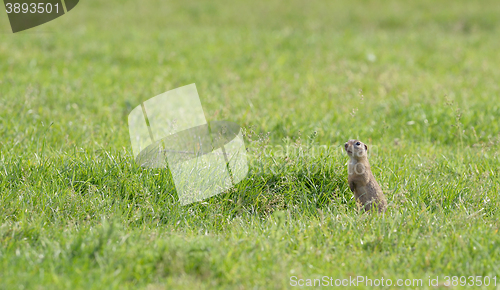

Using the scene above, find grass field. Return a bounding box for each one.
[1,0,500,289]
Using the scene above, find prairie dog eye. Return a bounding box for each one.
[355,141,361,146]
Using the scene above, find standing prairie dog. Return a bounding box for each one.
[344,140,387,213]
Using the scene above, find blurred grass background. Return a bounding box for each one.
[0,0,499,289]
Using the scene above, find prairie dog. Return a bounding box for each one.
[344,140,387,213]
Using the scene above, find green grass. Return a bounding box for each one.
[1,0,500,289]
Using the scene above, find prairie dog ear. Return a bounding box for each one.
[364,144,368,151]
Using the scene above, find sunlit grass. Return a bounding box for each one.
[1,0,500,289]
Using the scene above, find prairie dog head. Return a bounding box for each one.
[344,139,368,160]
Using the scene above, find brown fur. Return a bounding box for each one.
[344,140,387,213]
